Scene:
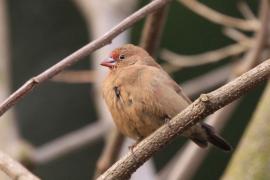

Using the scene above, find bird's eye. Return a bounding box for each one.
[119,54,125,60]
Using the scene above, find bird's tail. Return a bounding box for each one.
[200,123,232,152]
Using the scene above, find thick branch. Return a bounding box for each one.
[179,0,259,31]
[0,0,172,117]
[0,150,39,180]
[165,100,240,180]
[98,59,270,180]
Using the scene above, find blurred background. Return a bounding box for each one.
[0,0,265,179]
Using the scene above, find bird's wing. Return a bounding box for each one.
[161,70,192,104]
[126,65,190,119]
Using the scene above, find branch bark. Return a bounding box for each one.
[0,150,39,180]
[98,59,270,180]
[0,0,173,118]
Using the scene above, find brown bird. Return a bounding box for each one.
[101,44,231,151]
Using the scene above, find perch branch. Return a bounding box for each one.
[0,0,173,117]
[179,0,260,31]
[98,59,270,180]
[0,150,39,180]
[161,43,249,68]
[165,100,240,180]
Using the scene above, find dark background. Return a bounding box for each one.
[7,0,261,179]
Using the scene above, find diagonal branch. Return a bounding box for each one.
[179,0,260,31]
[98,59,270,180]
[0,0,173,118]
[164,100,240,180]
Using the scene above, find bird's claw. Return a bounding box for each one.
[128,142,139,163]
[165,116,173,129]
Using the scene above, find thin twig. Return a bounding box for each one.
[238,1,258,20]
[51,70,96,83]
[98,59,270,180]
[222,28,251,43]
[161,43,249,68]
[179,0,260,31]
[235,0,270,75]
[0,150,40,180]
[0,0,173,117]
[95,128,124,178]
[140,2,170,57]
[31,121,109,164]
[0,0,34,168]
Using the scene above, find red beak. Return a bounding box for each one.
[100,57,116,68]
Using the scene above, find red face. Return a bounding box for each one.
[100,49,126,69]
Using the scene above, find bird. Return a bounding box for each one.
[101,44,231,151]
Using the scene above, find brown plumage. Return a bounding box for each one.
[101,44,231,151]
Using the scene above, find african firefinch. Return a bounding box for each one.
[101,44,231,151]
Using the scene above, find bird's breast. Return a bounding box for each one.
[102,75,161,139]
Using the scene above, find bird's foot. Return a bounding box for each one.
[128,141,140,163]
[165,116,173,129]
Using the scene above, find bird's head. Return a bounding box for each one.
[101,44,158,70]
